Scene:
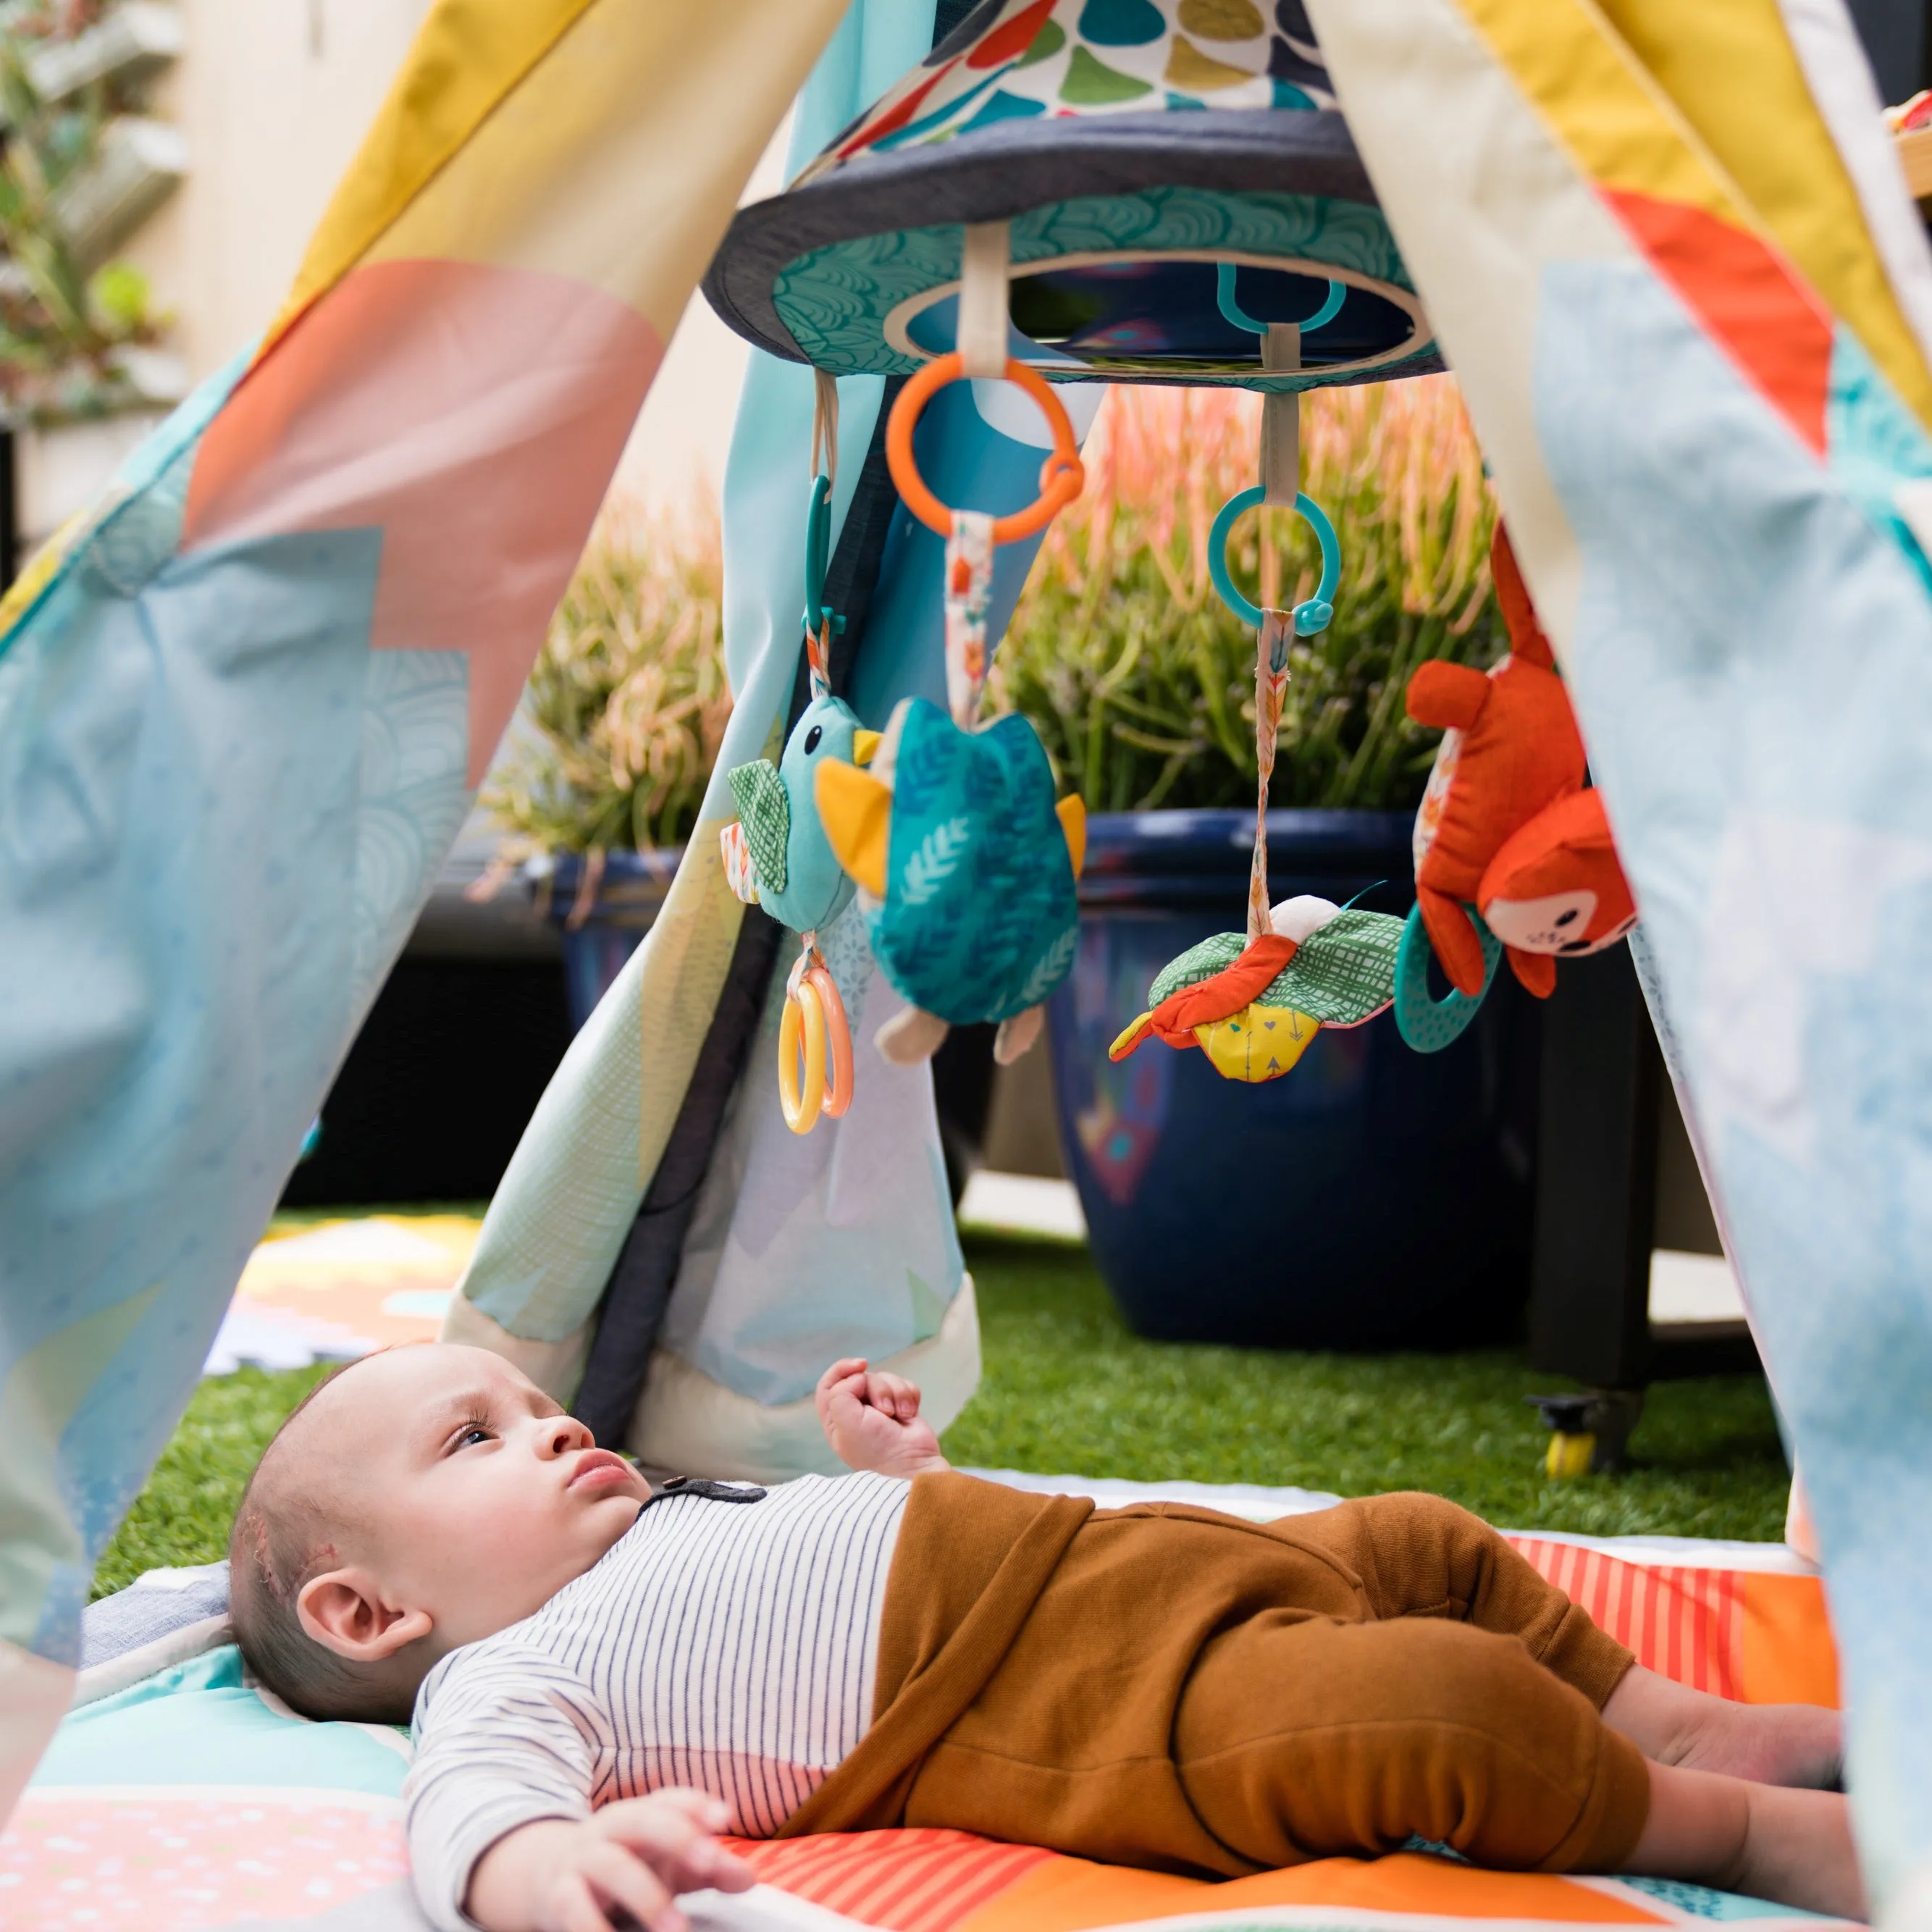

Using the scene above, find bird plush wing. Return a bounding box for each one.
[728,759,790,895]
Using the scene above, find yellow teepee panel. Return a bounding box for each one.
[364,0,832,334]
[1459,0,1932,432]
[1457,0,1727,219]
[1600,0,1932,429]
[272,0,596,343]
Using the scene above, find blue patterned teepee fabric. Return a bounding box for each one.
[1307,0,1932,1899]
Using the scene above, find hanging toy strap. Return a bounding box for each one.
[805,612,833,702]
[811,369,840,493]
[887,224,1081,731]
[1248,608,1293,942]
[943,509,996,728]
[802,376,845,681]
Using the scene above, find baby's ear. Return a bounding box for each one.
[298,1568,433,1663]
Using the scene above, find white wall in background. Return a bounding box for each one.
[607,114,793,513]
[18,0,432,547]
[125,0,434,379]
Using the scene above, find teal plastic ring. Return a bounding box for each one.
[1208,485,1340,635]
[802,473,844,637]
[1216,263,1345,335]
[1393,901,1502,1053]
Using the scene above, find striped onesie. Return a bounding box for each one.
[404,1470,909,1930]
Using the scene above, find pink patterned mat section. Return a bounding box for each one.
[1,1791,406,1929]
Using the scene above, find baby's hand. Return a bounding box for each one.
[815,1357,950,1478]
[465,1789,752,1932]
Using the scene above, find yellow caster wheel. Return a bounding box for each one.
[1528,1390,1645,1479]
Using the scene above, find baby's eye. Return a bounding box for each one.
[455,1425,492,1449]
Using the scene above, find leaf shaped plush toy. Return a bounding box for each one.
[720,692,881,935]
[1108,896,1406,1083]
[815,696,1085,1066]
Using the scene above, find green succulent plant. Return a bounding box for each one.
[482,507,731,859]
[0,9,166,422]
[994,379,1506,815]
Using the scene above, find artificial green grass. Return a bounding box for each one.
[93,1361,336,1596]
[945,1235,1790,1541]
[93,1230,1789,1595]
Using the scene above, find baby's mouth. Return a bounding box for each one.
[567,1448,639,1493]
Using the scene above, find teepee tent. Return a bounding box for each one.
[0,0,851,1821]
[7,0,1932,1910]
[1303,0,1932,1908]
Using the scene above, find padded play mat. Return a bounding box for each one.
[12,1479,1841,1931]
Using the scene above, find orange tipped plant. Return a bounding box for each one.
[485,379,1496,862]
[994,377,1503,813]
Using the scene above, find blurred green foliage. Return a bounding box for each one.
[0,12,166,421]
[998,380,1505,813]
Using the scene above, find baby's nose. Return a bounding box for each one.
[542,1416,591,1457]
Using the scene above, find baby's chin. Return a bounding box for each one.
[574,1479,650,1549]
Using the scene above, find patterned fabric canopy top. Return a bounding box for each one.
[702,0,1442,390]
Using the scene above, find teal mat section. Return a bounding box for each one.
[34,1647,407,1797]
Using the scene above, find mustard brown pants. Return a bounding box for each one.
[784,1479,1651,1879]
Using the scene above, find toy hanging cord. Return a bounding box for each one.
[1211,265,1340,940]
[1248,610,1293,941]
[944,511,996,728]
[784,401,855,1134]
[810,369,839,497]
[883,221,1084,731]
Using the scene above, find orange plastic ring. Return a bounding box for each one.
[886,351,1086,544]
[778,976,828,1135]
[807,965,855,1120]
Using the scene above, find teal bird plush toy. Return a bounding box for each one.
[719,620,883,1135]
[721,690,881,936]
[813,695,1085,1067]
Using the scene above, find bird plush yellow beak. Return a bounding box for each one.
[815,760,891,897]
[1055,794,1086,878]
[852,729,882,767]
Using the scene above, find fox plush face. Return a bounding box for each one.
[1479,786,1636,962]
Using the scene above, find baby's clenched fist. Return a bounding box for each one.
[815,1357,950,1478]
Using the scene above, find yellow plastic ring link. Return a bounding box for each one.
[778,949,854,1135]
[778,976,826,1135]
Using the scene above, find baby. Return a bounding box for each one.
[228,1343,1860,1932]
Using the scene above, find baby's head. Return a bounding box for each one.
[230,1343,650,1722]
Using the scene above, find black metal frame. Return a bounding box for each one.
[1527,942,1758,1393]
[0,427,16,589]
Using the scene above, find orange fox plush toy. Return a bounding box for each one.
[1406,524,1588,999]
[1478,786,1636,978]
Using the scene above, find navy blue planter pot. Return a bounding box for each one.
[539,849,682,1030]
[1048,810,1539,1351]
